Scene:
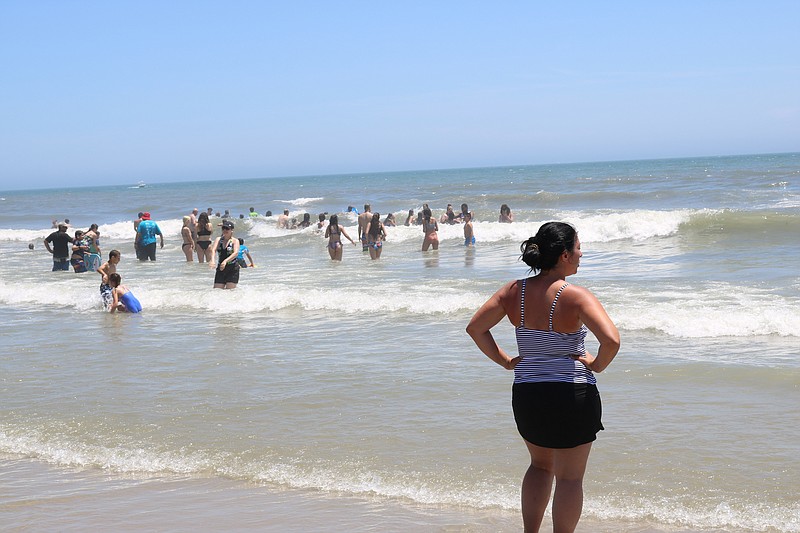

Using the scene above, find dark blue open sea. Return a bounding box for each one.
[1,153,798,532]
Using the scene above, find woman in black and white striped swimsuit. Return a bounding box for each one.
[467,221,620,533]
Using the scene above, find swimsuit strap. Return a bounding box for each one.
[519,278,526,328]
[549,283,570,331]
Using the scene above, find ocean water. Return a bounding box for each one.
[1,153,798,532]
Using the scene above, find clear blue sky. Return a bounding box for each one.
[1,1,798,190]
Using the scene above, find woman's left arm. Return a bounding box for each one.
[109,288,120,313]
[574,288,620,373]
[230,239,240,264]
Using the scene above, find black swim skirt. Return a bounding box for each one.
[512,382,604,449]
[214,262,240,285]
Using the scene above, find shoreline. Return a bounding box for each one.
[1,457,722,532]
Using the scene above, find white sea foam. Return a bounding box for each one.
[2,426,796,531]
[276,197,324,207]
[606,282,800,338]
[0,209,702,245]
[2,276,797,338]
[0,218,185,243]
[586,493,800,532]
[562,209,696,242]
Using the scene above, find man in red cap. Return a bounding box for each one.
[134,212,164,261]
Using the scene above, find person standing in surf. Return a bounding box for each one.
[70,230,89,273]
[135,212,164,261]
[210,219,240,289]
[499,204,514,223]
[463,212,475,247]
[188,208,199,241]
[357,204,372,252]
[195,211,214,263]
[324,214,356,261]
[43,222,73,271]
[84,223,102,271]
[421,207,439,251]
[365,212,386,260]
[97,249,121,309]
[181,216,195,262]
[466,222,620,533]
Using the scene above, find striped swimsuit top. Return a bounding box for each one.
[513,279,594,385]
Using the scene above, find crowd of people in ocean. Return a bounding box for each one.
[42,202,516,308]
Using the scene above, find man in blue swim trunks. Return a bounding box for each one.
[464,212,475,247]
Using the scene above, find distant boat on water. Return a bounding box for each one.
[129,181,147,189]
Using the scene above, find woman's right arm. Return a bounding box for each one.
[466,282,521,370]
[209,238,220,268]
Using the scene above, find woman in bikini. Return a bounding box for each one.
[195,212,213,263]
[324,214,356,261]
[365,213,386,260]
[181,216,195,261]
[421,207,439,251]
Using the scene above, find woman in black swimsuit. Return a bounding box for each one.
[195,212,213,263]
[210,220,240,289]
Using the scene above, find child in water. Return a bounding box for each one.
[108,273,142,313]
[463,212,476,247]
[97,249,120,309]
[236,238,255,268]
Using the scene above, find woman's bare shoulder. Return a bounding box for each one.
[562,283,601,306]
[497,279,522,301]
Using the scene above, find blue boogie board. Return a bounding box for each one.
[86,253,101,272]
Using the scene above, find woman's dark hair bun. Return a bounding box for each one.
[520,238,541,269]
[520,222,577,273]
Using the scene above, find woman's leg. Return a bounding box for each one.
[521,440,554,532]
[550,442,592,533]
[522,440,592,533]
